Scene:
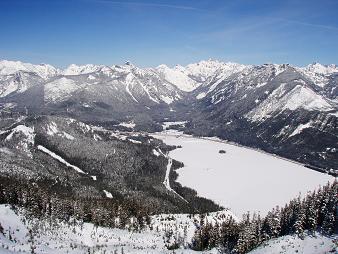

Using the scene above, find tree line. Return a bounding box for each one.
[0,176,151,231]
[190,181,337,253]
[0,163,336,253]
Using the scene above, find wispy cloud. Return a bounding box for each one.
[90,0,200,11]
[278,18,338,32]
[195,14,338,44]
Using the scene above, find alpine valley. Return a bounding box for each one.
[0,59,337,254]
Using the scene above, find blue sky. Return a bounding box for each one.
[0,0,338,68]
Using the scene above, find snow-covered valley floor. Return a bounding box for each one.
[152,130,334,217]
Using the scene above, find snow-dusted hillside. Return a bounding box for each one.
[248,233,336,254]
[0,204,233,253]
[0,203,336,254]
[246,83,334,122]
[298,62,338,88]
[0,72,44,98]
[156,64,199,92]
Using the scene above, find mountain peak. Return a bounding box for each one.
[304,62,338,75]
[63,64,103,76]
[0,59,59,79]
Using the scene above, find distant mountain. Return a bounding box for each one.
[184,63,337,171]
[156,59,246,92]
[0,59,60,79]
[0,59,337,171]
[62,63,105,76]
[0,60,184,125]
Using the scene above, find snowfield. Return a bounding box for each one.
[248,233,336,254]
[0,204,335,254]
[0,204,231,254]
[37,145,86,174]
[152,131,334,217]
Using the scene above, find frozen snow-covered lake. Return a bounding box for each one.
[153,131,334,217]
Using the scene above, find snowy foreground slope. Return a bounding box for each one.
[0,205,336,254]
[152,130,334,217]
[248,234,336,254]
[0,204,232,254]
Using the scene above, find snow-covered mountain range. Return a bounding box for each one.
[0,59,337,171]
[0,59,337,254]
[0,59,337,104]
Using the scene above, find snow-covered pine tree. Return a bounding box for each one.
[219,217,239,253]
[234,212,259,253]
[255,213,263,245]
[293,196,306,238]
[321,181,337,234]
[304,190,318,235]
[208,222,220,249]
[191,227,203,251]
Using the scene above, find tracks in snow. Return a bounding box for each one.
[160,149,188,203]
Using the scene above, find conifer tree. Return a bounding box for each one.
[304,191,318,234]
[321,182,337,234]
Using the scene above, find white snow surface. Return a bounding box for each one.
[249,233,336,254]
[152,149,160,156]
[0,204,233,253]
[298,63,338,87]
[118,121,136,128]
[289,121,313,137]
[0,72,37,97]
[61,131,75,140]
[247,84,334,121]
[160,95,174,104]
[87,74,96,80]
[125,73,139,102]
[302,62,338,75]
[5,125,35,156]
[46,122,58,135]
[45,122,75,140]
[0,60,60,79]
[63,64,103,76]
[196,92,206,99]
[5,125,34,144]
[162,121,187,130]
[284,85,332,111]
[156,64,199,92]
[162,155,187,202]
[184,60,246,83]
[1,203,334,254]
[37,145,86,174]
[103,190,113,198]
[152,131,334,217]
[156,60,246,92]
[44,77,80,102]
